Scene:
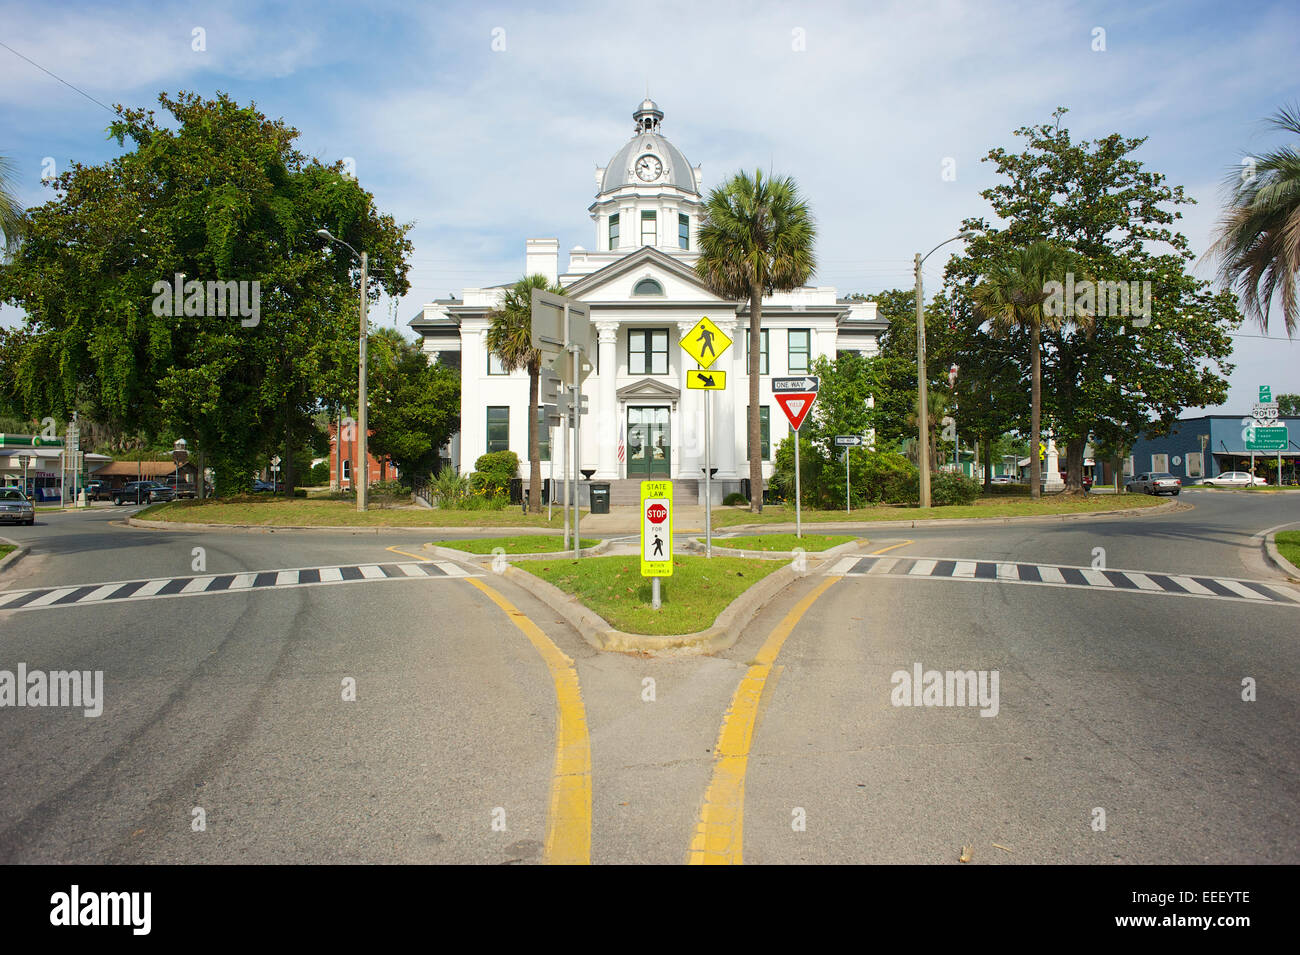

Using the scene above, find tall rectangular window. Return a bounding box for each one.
[532,406,550,462]
[487,407,509,454]
[1186,451,1202,477]
[678,214,689,250]
[1151,453,1169,473]
[746,406,771,461]
[788,329,810,373]
[608,214,620,250]
[641,210,657,246]
[628,328,669,375]
[745,329,769,374]
[487,351,507,375]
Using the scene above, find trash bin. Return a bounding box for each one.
[589,483,610,514]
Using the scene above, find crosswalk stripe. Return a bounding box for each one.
[1038,566,1066,584]
[0,561,480,613]
[1217,578,1269,600]
[1124,572,1164,592]
[909,559,937,576]
[996,563,1019,581]
[1080,569,1113,587]
[867,557,898,576]
[26,588,78,608]
[952,560,978,578]
[1170,575,1215,596]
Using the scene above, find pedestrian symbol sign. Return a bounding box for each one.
[686,369,726,390]
[680,316,732,370]
[640,480,673,577]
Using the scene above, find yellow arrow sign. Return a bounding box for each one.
[686,369,726,390]
[680,316,732,370]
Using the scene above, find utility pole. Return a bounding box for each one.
[357,251,369,511]
[915,252,931,508]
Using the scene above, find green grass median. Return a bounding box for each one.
[440,535,598,554]
[711,532,855,552]
[523,554,782,635]
[0,544,14,560]
[140,498,576,528]
[713,493,1167,527]
[1276,531,1300,569]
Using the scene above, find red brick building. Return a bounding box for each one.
[328,422,398,489]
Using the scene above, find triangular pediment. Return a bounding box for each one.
[617,377,682,402]
[566,246,730,303]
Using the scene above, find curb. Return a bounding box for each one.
[1263,532,1300,583]
[719,497,1181,533]
[684,536,866,561]
[0,536,28,575]
[423,539,612,562]
[432,539,860,655]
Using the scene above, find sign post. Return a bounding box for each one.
[835,435,863,512]
[681,316,733,558]
[640,480,673,609]
[774,377,820,538]
[533,289,591,555]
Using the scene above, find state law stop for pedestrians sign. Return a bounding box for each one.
[640,480,673,577]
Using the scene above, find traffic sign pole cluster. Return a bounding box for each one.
[835,434,863,512]
[680,316,733,558]
[773,377,820,538]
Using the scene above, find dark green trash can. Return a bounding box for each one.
[589,483,610,514]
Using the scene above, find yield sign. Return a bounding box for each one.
[775,392,816,431]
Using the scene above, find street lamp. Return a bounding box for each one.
[914,231,980,506]
[317,229,370,512]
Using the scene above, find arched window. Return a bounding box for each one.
[633,278,664,296]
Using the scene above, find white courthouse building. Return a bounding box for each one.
[411,100,888,502]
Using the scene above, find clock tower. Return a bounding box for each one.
[591,100,703,256]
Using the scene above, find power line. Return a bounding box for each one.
[0,40,116,115]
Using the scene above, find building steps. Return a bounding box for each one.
[608,478,699,506]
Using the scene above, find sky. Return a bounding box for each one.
[1,0,1297,413]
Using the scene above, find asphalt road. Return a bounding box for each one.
[0,491,1296,864]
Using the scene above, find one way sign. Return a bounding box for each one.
[772,376,819,393]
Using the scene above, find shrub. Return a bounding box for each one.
[983,482,1030,496]
[723,491,748,506]
[431,466,470,508]
[930,472,981,506]
[471,451,519,497]
[852,450,919,505]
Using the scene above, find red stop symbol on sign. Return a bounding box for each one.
[646,503,667,523]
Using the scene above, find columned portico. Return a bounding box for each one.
[596,321,619,479]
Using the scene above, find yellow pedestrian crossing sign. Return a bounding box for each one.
[680,316,731,370]
[686,369,726,390]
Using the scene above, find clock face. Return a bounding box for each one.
[635,155,663,182]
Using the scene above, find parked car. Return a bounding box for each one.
[990,475,1014,485]
[0,487,35,526]
[83,480,113,501]
[112,481,175,505]
[251,479,283,493]
[1198,471,1268,487]
[159,475,198,499]
[1125,472,1181,495]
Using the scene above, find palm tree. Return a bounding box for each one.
[971,241,1075,499]
[487,274,562,513]
[696,170,816,513]
[0,156,24,253]
[1210,104,1300,337]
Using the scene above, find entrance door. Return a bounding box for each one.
[627,406,670,479]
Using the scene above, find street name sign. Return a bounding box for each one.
[680,316,732,370]
[640,480,673,578]
[686,369,726,390]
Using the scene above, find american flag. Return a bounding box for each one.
[618,420,625,463]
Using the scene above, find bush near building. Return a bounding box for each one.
[930,472,981,506]
[471,451,519,497]
[773,436,920,507]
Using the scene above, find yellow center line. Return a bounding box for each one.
[687,540,912,865]
[385,544,432,562]
[467,577,592,865]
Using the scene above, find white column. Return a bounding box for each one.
[714,319,739,478]
[676,322,700,480]
[596,322,619,479]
